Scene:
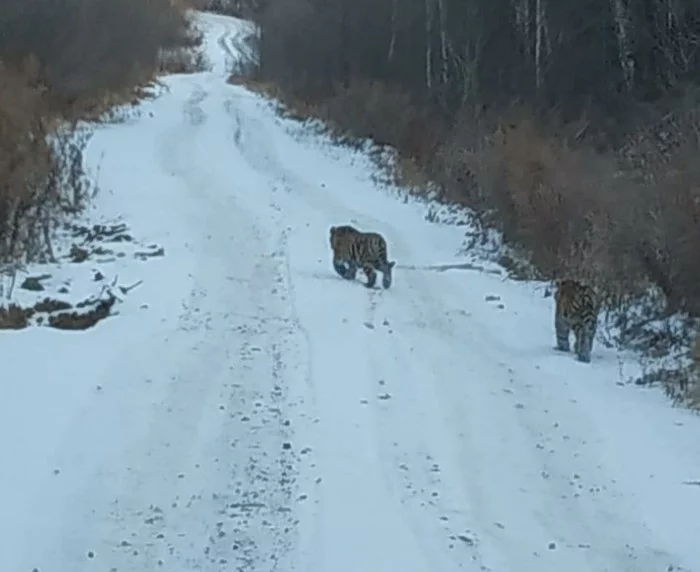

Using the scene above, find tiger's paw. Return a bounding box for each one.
[333,261,355,279]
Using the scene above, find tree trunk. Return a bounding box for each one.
[425,0,433,91]
[535,0,543,95]
[387,0,398,63]
[437,0,448,86]
[611,0,634,90]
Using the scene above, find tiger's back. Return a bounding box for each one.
[329,224,395,288]
[554,279,599,363]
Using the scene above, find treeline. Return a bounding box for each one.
[250,0,700,322]
[0,0,200,269]
[192,0,261,19]
[254,0,700,131]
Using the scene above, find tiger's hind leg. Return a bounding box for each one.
[574,319,597,363]
[363,264,377,288]
[380,260,395,289]
[344,261,358,280]
[555,313,571,352]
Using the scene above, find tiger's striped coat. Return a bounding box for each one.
[329,225,395,289]
[554,279,600,363]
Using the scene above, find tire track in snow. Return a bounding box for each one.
[22,57,318,570]
[219,48,692,569]
[365,321,486,571]
[396,266,683,570]
[246,117,681,568]
[223,78,482,571]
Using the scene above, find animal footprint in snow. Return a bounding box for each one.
[485,294,506,309]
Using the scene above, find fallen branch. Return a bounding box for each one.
[119,279,143,295]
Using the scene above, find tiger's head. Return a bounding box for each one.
[329,225,359,250]
[554,278,579,298]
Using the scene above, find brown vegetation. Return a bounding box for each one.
[0,293,114,331]
[48,294,115,330]
[192,0,261,19]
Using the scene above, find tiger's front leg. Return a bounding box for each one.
[363,264,377,288]
[333,259,357,280]
[574,322,596,363]
[555,313,571,352]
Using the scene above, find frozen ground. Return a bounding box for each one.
[1,11,700,572]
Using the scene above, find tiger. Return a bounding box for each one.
[329,224,396,289]
[554,279,600,363]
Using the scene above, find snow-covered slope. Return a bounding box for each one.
[1,11,699,572]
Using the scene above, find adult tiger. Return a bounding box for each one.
[554,279,600,363]
[329,225,395,289]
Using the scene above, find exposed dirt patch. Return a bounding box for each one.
[2,216,156,332]
[33,297,73,313]
[48,294,116,330]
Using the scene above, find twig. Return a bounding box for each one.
[7,268,17,300]
[120,279,143,294]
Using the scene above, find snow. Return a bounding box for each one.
[1,10,699,572]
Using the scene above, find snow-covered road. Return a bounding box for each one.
[2,12,700,572]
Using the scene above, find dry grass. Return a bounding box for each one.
[392,155,432,192]
[0,63,52,263]
[0,304,34,330]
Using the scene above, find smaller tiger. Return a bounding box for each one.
[554,279,600,363]
[329,224,396,289]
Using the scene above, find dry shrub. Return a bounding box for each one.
[229,74,327,123]
[626,143,700,316]
[429,108,489,209]
[393,155,433,192]
[158,22,207,75]
[428,109,662,304]
[158,47,208,75]
[468,117,621,282]
[0,62,51,262]
[196,0,258,18]
[0,304,34,330]
[320,80,446,162]
[230,76,290,102]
